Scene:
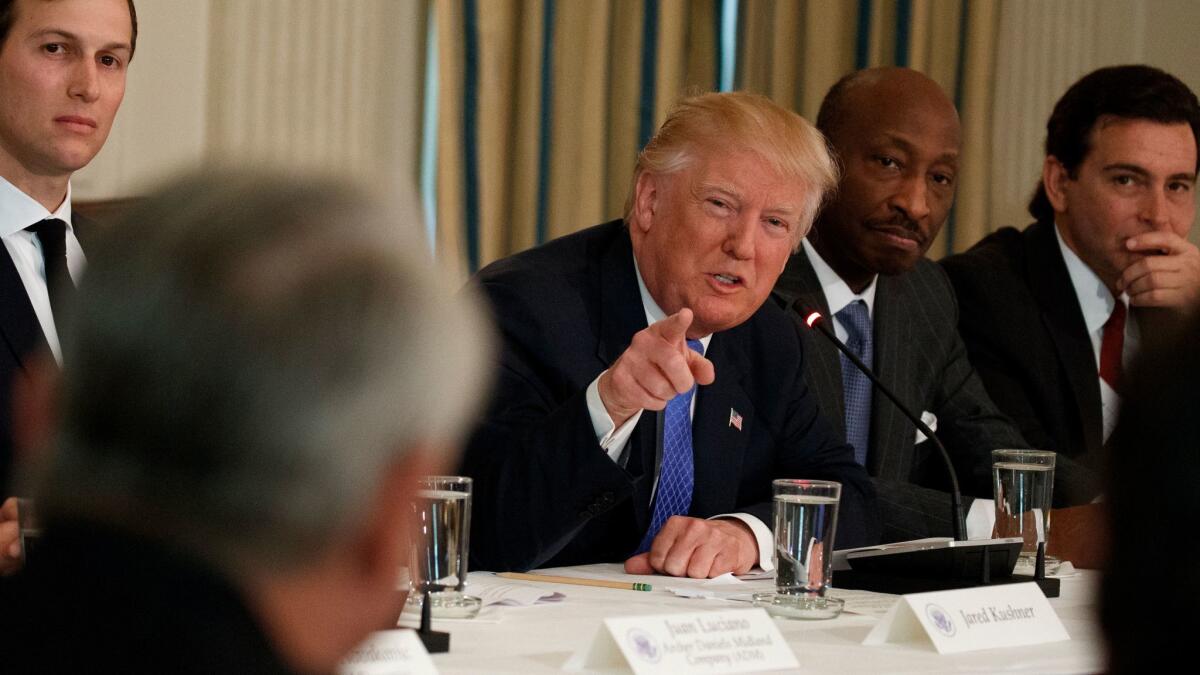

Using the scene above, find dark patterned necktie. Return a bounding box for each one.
[837,300,873,465]
[26,218,75,327]
[637,338,704,552]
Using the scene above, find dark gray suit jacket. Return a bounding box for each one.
[941,220,1105,505]
[773,249,1026,541]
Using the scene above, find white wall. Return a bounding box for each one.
[989,0,1200,243]
[73,0,427,200]
[73,0,211,198]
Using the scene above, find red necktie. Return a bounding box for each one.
[1099,300,1126,393]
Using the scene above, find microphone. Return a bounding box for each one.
[794,303,1059,597]
[795,305,967,541]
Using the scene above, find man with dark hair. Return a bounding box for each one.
[773,67,1026,542]
[0,0,136,572]
[943,65,1200,502]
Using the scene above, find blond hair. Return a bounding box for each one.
[624,91,839,248]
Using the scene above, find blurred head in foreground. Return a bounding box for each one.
[1102,311,1200,674]
[21,170,493,671]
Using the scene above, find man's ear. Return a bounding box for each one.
[1042,155,1071,213]
[351,444,445,588]
[12,353,60,469]
[631,171,660,234]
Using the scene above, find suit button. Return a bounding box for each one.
[599,492,614,505]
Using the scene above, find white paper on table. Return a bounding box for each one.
[474,583,566,607]
[665,573,760,601]
[339,629,438,675]
[827,587,900,617]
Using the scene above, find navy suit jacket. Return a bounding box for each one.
[941,220,1104,504]
[773,250,1026,541]
[462,220,879,572]
[0,214,91,495]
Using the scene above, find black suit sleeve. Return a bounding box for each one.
[769,326,880,549]
[461,275,640,572]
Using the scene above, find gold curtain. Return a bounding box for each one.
[435,0,721,271]
[435,0,1000,271]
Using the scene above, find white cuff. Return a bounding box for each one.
[966,498,997,540]
[586,372,644,462]
[710,513,774,572]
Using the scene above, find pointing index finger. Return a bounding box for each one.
[651,308,694,344]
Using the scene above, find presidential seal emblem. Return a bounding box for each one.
[924,603,956,637]
[625,628,661,663]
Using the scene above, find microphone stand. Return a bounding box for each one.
[800,308,967,541]
[794,304,1058,597]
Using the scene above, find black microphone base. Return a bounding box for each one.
[833,569,1060,597]
[417,628,450,653]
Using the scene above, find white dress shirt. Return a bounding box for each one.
[583,258,774,570]
[0,177,85,365]
[1055,225,1139,443]
[802,239,878,338]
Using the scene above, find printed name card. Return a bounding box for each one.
[339,629,439,675]
[863,582,1069,654]
[565,608,798,674]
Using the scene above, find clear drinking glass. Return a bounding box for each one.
[753,479,844,619]
[406,475,480,618]
[16,498,38,565]
[992,449,1059,575]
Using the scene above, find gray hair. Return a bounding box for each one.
[35,169,493,576]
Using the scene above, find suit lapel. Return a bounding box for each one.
[1027,222,1103,456]
[596,225,647,367]
[690,331,753,516]
[594,224,657,529]
[0,245,49,369]
[776,250,844,434]
[868,274,914,478]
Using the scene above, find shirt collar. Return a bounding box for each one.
[802,238,878,318]
[0,175,73,237]
[632,255,713,355]
[1054,222,1123,334]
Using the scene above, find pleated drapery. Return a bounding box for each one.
[434,0,1001,272]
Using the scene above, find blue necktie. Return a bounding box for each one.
[637,338,704,552]
[836,301,873,465]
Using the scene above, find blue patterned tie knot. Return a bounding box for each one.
[637,338,704,552]
[835,301,873,466]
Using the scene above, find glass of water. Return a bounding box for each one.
[406,475,481,618]
[753,479,844,619]
[992,449,1058,575]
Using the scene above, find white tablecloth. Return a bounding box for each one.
[402,563,1104,674]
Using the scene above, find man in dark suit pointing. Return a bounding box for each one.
[772,68,1026,542]
[0,0,137,572]
[465,92,878,578]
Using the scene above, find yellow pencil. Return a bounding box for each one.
[496,572,653,592]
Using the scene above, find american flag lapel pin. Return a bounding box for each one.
[728,408,743,431]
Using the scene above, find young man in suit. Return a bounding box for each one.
[0,0,135,500]
[772,67,1027,542]
[465,92,878,578]
[0,0,137,575]
[942,65,1200,505]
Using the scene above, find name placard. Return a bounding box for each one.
[339,629,439,675]
[565,608,797,674]
[863,582,1069,654]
